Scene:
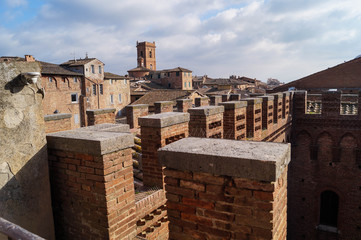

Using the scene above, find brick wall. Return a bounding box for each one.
[229,94,241,101]
[86,108,116,126]
[46,126,136,239]
[154,101,174,114]
[44,113,72,133]
[159,137,290,240]
[289,91,361,240]
[271,93,283,124]
[126,104,149,129]
[139,112,190,188]
[222,94,229,102]
[176,99,193,113]
[188,106,224,138]
[219,101,247,140]
[195,97,209,107]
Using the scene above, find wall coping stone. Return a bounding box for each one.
[259,95,275,101]
[47,129,134,155]
[139,112,190,128]
[127,104,149,109]
[176,99,192,103]
[188,106,224,116]
[159,137,290,182]
[78,123,130,133]
[44,113,72,121]
[154,101,174,106]
[219,101,247,109]
[270,93,283,99]
[283,92,290,97]
[86,108,116,115]
[242,98,263,105]
[197,97,210,100]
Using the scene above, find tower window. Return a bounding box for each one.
[320,191,339,227]
[140,51,143,57]
[71,93,78,103]
[149,50,152,58]
[150,64,153,70]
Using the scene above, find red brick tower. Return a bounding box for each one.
[137,41,156,70]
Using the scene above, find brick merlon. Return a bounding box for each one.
[283,91,290,97]
[46,129,134,155]
[159,137,290,182]
[86,108,116,115]
[219,101,247,109]
[188,106,224,116]
[242,98,263,105]
[44,113,72,121]
[139,112,190,128]
[259,95,275,101]
[77,123,130,133]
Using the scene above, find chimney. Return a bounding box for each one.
[25,55,35,62]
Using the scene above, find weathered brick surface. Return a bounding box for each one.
[44,114,72,133]
[244,98,262,140]
[47,130,136,240]
[188,106,224,138]
[289,91,361,240]
[86,108,116,126]
[219,101,247,140]
[159,138,289,240]
[176,99,193,113]
[126,104,149,129]
[160,138,290,239]
[210,96,222,106]
[154,101,174,114]
[195,97,209,107]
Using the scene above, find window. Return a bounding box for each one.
[184,82,187,88]
[150,64,153,70]
[124,79,127,84]
[71,93,78,103]
[189,82,191,87]
[176,71,180,76]
[91,65,95,73]
[98,66,102,74]
[149,50,152,58]
[110,79,113,85]
[118,94,122,103]
[110,94,114,104]
[320,191,339,227]
[92,84,96,95]
[73,77,77,83]
[99,84,103,95]
[48,77,53,82]
[140,51,143,57]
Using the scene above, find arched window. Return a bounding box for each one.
[140,51,143,57]
[149,50,152,58]
[320,191,339,227]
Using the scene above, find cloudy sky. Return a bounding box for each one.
[1,0,361,82]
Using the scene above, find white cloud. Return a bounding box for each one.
[1,0,361,82]
[6,0,27,8]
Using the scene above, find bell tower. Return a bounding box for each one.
[136,41,156,70]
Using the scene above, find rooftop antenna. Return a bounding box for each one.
[85,52,88,59]
[71,52,76,61]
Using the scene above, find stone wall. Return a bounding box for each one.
[159,137,290,240]
[0,60,55,239]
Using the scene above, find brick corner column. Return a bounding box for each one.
[188,106,224,138]
[159,138,290,240]
[154,101,174,114]
[139,112,190,188]
[210,96,222,106]
[46,128,136,239]
[195,97,210,107]
[126,104,149,129]
[176,99,193,113]
[292,90,307,118]
[219,101,248,140]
